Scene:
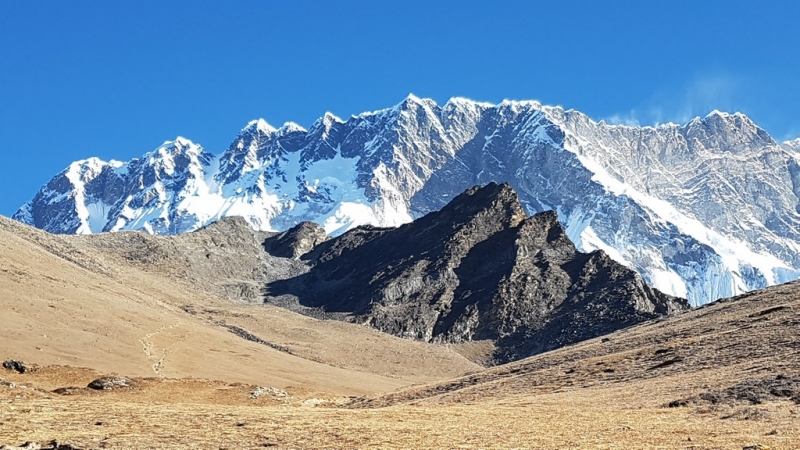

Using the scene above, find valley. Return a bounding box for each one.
[2,185,800,448]
[3,278,799,448]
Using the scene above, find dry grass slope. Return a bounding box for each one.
[351,280,800,408]
[2,216,800,448]
[0,216,478,392]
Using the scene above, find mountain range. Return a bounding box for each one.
[14,95,800,306]
[4,177,799,448]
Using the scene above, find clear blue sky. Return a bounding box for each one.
[2,1,799,217]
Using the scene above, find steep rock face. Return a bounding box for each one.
[264,222,327,259]
[16,96,800,305]
[15,138,216,235]
[268,183,688,364]
[546,110,800,283]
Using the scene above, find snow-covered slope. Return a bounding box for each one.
[15,95,800,305]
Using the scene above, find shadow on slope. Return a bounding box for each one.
[347,279,800,408]
[266,183,687,364]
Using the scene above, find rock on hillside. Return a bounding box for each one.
[264,222,328,259]
[73,216,308,303]
[268,183,689,364]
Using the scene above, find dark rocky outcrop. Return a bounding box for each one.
[264,222,327,259]
[267,183,689,364]
[0,441,83,450]
[2,360,37,374]
[87,377,133,390]
[66,182,688,365]
[668,374,800,407]
[76,215,308,304]
[221,324,293,354]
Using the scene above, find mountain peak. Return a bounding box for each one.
[308,112,344,140]
[446,96,493,108]
[404,92,423,103]
[700,110,755,126]
[438,182,526,228]
[322,111,343,124]
[783,137,800,146]
[397,93,439,111]
[69,156,108,171]
[16,96,800,307]
[267,183,686,362]
[277,121,306,135]
[152,137,204,158]
[62,157,110,186]
[173,136,195,148]
[500,98,542,107]
[242,118,276,135]
[704,109,729,119]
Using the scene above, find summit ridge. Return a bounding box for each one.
[15,96,800,305]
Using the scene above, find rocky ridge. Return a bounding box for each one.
[65,183,688,365]
[268,183,689,364]
[17,96,800,305]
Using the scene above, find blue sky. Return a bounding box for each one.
[1,1,799,217]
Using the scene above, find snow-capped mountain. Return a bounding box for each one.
[15,95,800,305]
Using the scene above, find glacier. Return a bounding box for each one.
[14,95,800,306]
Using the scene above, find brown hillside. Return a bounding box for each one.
[0,216,478,394]
[2,215,799,448]
[350,279,800,408]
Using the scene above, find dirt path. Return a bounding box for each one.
[138,323,188,377]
